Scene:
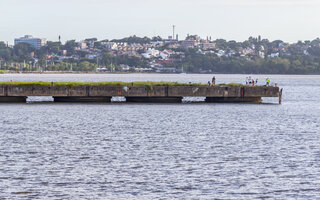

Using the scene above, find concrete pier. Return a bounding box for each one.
[0,84,281,103]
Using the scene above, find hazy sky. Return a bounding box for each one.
[1,0,320,44]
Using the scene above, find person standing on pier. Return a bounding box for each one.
[266,78,270,86]
[212,76,216,86]
[248,76,252,85]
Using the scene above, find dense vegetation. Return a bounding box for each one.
[111,35,152,44]
[170,50,320,74]
[166,38,320,74]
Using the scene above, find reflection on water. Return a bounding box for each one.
[0,74,319,199]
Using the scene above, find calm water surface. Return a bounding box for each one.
[0,74,319,199]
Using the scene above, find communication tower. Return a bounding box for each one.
[173,25,175,40]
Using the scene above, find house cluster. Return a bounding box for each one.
[72,37,217,59]
[37,34,319,72]
[195,41,292,59]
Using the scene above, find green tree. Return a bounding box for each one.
[63,40,77,56]
[111,35,151,44]
[13,43,35,62]
[77,61,96,71]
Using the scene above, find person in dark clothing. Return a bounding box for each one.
[212,76,216,86]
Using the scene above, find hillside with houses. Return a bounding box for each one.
[1,35,320,74]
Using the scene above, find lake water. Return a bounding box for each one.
[0,73,319,199]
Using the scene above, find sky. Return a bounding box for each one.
[1,0,320,44]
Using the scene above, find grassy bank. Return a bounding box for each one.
[0,81,205,87]
[0,81,253,87]
[0,81,266,88]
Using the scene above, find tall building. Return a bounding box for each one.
[14,35,46,49]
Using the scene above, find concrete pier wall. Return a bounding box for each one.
[0,85,280,103]
[0,85,279,97]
